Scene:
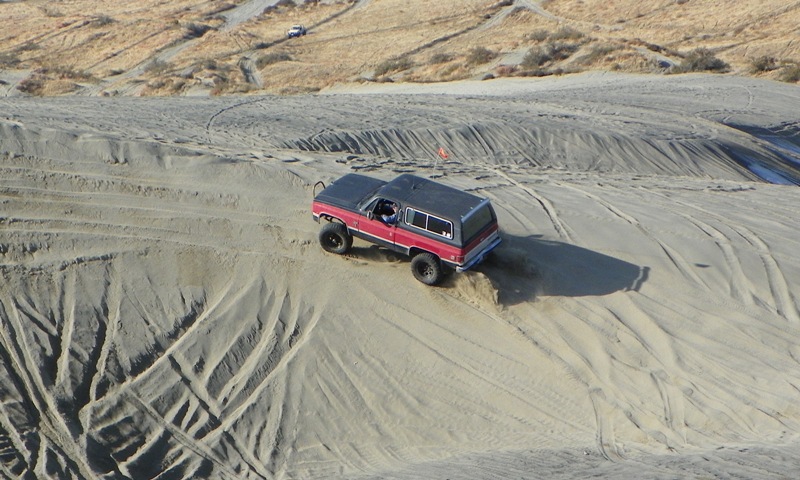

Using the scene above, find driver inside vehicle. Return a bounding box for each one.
[377,201,399,225]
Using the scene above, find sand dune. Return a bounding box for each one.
[1,73,799,478]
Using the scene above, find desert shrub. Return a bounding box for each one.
[779,64,800,83]
[546,42,578,60]
[438,63,464,79]
[17,76,45,95]
[466,47,497,65]
[256,52,291,69]
[674,48,729,73]
[429,53,454,64]
[517,68,551,78]
[211,77,233,95]
[750,55,777,73]
[184,23,213,39]
[144,59,171,75]
[521,46,551,68]
[549,26,584,41]
[279,85,321,95]
[526,29,550,42]
[375,57,413,76]
[0,52,20,68]
[15,42,40,52]
[275,0,296,7]
[521,42,579,69]
[577,44,618,65]
[51,67,94,81]
[494,64,517,76]
[93,15,114,27]
[146,79,167,90]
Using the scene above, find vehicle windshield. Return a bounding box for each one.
[357,188,384,210]
[461,203,495,243]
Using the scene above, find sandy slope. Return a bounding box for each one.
[1,73,799,479]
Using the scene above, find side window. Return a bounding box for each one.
[427,216,452,238]
[407,208,427,229]
[404,208,452,239]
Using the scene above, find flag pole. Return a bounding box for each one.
[434,147,449,176]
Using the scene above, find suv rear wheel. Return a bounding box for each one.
[411,253,443,285]
[319,222,352,254]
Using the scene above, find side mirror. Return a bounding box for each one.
[367,212,375,220]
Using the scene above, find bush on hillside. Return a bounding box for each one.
[521,42,579,69]
[184,23,213,39]
[429,53,454,64]
[749,55,777,73]
[673,48,729,73]
[15,42,40,52]
[576,44,618,65]
[0,52,20,68]
[526,29,550,42]
[466,47,497,65]
[549,26,585,41]
[144,59,171,75]
[256,52,292,69]
[779,64,800,83]
[375,57,413,76]
[17,76,45,95]
[92,15,114,27]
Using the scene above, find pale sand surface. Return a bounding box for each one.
[1,73,799,478]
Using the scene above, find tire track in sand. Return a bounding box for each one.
[644,188,800,319]
[487,168,574,242]
[0,292,97,479]
[680,216,754,306]
[657,191,798,320]
[559,182,713,293]
[733,225,800,323]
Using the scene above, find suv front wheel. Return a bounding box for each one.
[319,222,352,254]
[411,253,443,285]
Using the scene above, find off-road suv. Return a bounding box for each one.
[312,173,501,285]
[287,25,307,38]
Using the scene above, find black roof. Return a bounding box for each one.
[378,174,486,221]
[315,173,385,209]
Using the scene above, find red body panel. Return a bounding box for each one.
[313,201,489,267]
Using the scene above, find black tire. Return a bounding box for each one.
[319,222,352,254]
[411,253,443,286]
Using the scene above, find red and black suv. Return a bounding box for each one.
[312,173,501,285]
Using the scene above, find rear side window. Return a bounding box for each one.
[404,208,453,239]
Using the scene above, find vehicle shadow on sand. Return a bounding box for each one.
[474,233,649,306]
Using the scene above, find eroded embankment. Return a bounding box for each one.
[0,120,215,168]
[279,120,800,184]
[724,122,800,185]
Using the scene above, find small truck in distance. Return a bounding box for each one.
[312,173,502,285]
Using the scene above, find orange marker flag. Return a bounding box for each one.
[437,147,449,159]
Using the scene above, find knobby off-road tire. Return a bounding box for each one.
[411,253,443,286]
[319,222,352,254]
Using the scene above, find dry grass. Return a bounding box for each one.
[1,0,798,96]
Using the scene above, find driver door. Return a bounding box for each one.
[358,198,399,249]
